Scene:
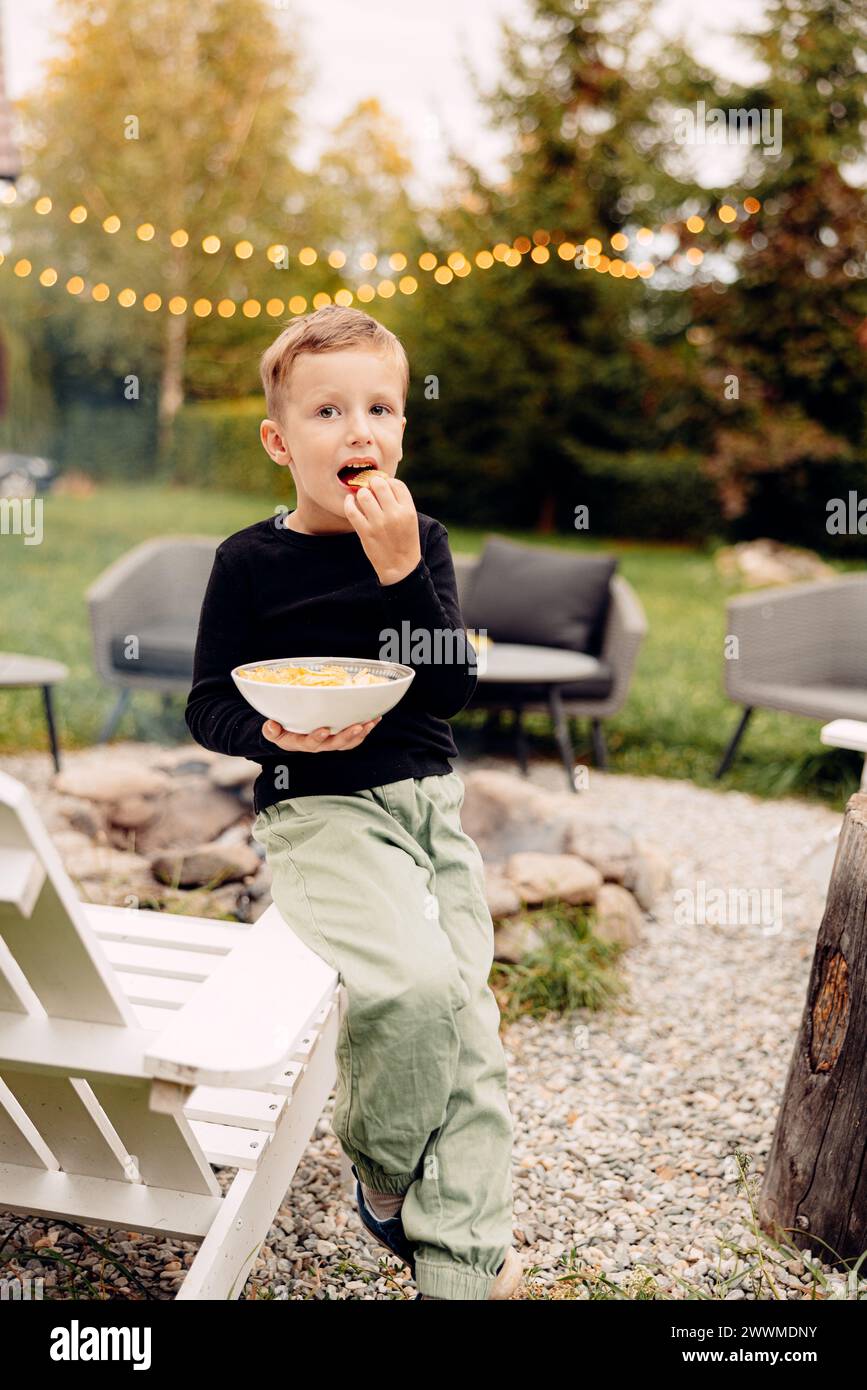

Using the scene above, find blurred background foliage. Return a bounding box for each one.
[1,0,866,554]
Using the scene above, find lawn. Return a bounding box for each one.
[2,483,863,808]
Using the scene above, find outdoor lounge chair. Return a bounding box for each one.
[715,574,867,778]
[0,768,345,1300]
[452,543,647,772]
[87,536,220,743]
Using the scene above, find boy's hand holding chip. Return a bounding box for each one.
[343,471,422,586]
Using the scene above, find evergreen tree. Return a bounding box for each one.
[688,0,867,523]
[394,0,708,532]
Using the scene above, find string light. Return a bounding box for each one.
[0,194,763,316]
[1,181,760,277]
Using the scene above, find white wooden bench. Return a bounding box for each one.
[820,719,867,791]
[0,769,346,1299]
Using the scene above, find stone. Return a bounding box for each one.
[247,896,272,922]
[151,746,222,773]
[207,884,250,919]
[623,844,670,911]
[593,883,644,948]
[66,844,153,880]
[564,823,635,883]
[245,863,273,900]
[493,917,545,963]
[131,781,245,854]
[714,538,835,588]
[211,818,256,847]
[52,829,98,860]
[56,795,105,838]
[209,756,260,790]
[150,842,261,888]
[109,796,160,830]
[505,851,602,906]
[484,863,522,918]
[75,876,166,910]
[53,762,171,802]
[461,769,572,860]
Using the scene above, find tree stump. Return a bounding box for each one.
[758,792,867,1266]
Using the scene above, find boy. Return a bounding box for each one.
[185,304,520,1301]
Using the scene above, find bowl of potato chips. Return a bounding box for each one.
[232,655,415,734]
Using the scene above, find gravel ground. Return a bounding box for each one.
[0,744,855,1300]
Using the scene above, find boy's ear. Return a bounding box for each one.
[261,417,291,465]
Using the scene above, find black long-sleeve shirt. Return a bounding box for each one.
[184,510,478,814]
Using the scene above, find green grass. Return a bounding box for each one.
[490,899,626,1024]
[2,483,863,808]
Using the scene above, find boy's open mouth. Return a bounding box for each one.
[338,461,380,489]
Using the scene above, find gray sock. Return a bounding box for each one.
[361,1183,405,1221]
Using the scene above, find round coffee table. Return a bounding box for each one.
[0,652,69,772]
[472,642,600,791]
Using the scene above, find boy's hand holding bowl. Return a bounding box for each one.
[262,717,381,753]
[232,655,415,751]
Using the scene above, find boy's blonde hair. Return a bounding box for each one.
[259,304,410,422]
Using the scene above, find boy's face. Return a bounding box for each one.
[260,346,407,530]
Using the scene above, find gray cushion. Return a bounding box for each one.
[479,657,615,703]
[462,537,617,656]
[110,620,197,678]
[736,680,867,722]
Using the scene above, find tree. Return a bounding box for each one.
[6,0,306,454]
[310,98,420,262]
[687,0,867,523]
[390,0,709,533]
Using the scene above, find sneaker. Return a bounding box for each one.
[488,1246,524,1299]
[352,1163,417,1278]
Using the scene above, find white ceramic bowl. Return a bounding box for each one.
[231,655,415,735]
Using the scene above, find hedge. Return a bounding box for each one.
[163,397,294,498]
[567,447,723,542]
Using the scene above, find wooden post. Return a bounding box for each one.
[758,792,867,1266]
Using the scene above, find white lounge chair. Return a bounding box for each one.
[0,769,345,1300]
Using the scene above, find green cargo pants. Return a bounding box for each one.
[251,769,515,1300]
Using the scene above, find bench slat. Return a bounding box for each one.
[83,901,248,954]
[102,940,220,982]
[189,1120,271,1170]
[184,1085,286,1131]
[115,971,196,1009]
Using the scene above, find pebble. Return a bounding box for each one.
[0,748,851,1299]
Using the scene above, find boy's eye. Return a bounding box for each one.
[316,404,391,418]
